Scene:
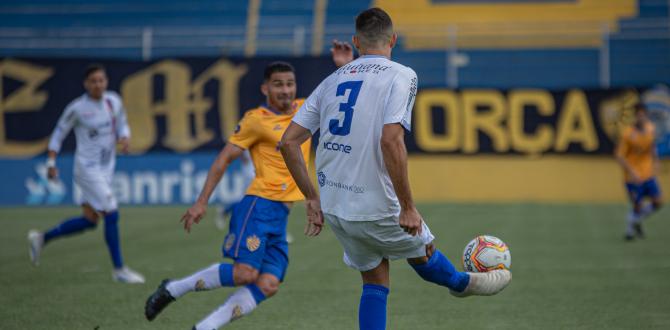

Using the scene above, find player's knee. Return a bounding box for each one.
[407,244,435,265]
[255,275,280,298]
[652,200,663,210]
[82,206,100,223]
[233,264,259,285]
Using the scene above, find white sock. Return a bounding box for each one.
[639,203,654,220]
[194,287,258,330]
[166,263,221,298]
[626,211,639,236]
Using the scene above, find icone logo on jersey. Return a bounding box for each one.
[323,141,352,154]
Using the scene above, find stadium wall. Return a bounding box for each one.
[1,57,668,205]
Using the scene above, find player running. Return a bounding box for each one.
[615,103,663,240]
[145,47,352,329]
[281,8,511,330]
[27,64,145,284]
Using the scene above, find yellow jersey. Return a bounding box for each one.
[616,122,656,182]
[228,99,311,202]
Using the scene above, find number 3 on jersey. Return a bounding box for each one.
[329,80,363,136]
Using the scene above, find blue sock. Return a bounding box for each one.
[43,216,97,244]
[359,284,389,330]
[103,211,123,269]
[410,249,470,292]
[245,283,267,304]
[218,263,234,286]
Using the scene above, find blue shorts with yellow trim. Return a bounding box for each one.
[222,195,289,281]
[626,178,661,205]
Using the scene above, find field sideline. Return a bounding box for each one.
[1,203,669,329]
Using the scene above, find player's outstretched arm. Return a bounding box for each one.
[381,123,423,236]
[280,122,324,236]
[181,143,244,233]
[46,105,77,181]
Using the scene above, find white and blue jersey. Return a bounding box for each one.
[293,55,418,221]
[48,92,130,212]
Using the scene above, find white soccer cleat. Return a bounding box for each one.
[28,230,44,266]
[113,266,146,284]
[450,269,512,298]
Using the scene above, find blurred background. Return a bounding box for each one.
[0,0,668,206]
[2,1,670,329]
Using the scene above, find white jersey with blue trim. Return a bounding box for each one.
[48,91,131,174]
[293,55,418,221]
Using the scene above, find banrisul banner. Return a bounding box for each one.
[0,153,250,206]
[0,57,669,157]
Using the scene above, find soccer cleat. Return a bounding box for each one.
[112,266,146,284]
[28,230,44,266]
[145,279,176,321]
[450,269,511,298]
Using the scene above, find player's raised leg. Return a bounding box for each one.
[145,262,252,321]
[27,204,99,266]
[409,244,511,297]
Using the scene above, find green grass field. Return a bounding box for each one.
[1,203,669,329]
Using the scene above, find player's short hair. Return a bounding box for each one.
[84,63,106,80]
[355,7,393,50]
[264,61,295,81]
[634,102,647,113]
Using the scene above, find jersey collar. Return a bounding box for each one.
[261,102,297,116]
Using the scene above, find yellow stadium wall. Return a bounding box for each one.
[407,156,669,203]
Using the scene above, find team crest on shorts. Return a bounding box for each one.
[224,234,236,252]
[246,235,261,252]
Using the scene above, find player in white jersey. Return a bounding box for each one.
[281,8,511,329]
[27,64,145,284]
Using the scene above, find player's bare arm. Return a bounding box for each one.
[46,150,59,180]
[280,122,324,236]
[118,137,130,154]
[181,143,245,233]
[381,123,423,236]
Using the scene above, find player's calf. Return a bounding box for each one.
[409,247,469,293]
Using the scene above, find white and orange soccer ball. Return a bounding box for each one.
[462,235,511,272]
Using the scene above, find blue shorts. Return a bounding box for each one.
[222,195,290,281]
[626,178,662,205]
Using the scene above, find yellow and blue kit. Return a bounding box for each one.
[222,100,311,280]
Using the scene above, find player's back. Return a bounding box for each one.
[300,55,417,221]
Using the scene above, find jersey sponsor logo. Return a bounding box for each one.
[323,141,352,154]
[317,171,326,187]
[316,171,364,194]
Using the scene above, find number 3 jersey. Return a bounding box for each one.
[293,55,418,221]
[48,92,131,174]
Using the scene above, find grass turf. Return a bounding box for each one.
[1,203,669,329]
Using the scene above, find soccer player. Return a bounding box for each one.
[281,8,511,330]
[27,64,145,284]
[145,50,353,329]
[615,103,663,240]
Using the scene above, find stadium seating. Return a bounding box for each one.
[0,0,668,88]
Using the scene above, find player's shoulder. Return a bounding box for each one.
[65,94,88,112]
[390,60,417,80]
[103,91,123,104]
[294,98,306,108]
[621,126,634,139]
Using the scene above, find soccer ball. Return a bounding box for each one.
[462,235,511,272]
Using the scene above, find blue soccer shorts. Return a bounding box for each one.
[626,178,662,205]
[222,195,290,281]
